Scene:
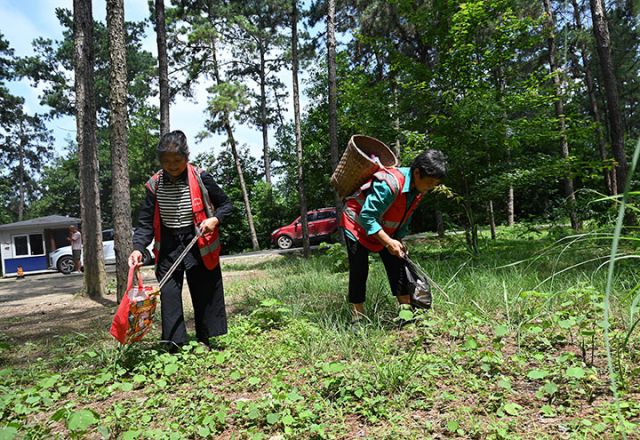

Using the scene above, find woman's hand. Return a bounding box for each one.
[385,239,406,258]
[199,217,219,234]
[128,250,143,268]
[374,230,406,258]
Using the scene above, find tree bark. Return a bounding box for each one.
[74,0,106,298]
[392,78,401,158]
[292,0,310,257]
[571,0,615,195]
[107,0,133,302]
[462,177,478,254]
[464,205,478,255]
[327,0,343,241]
[224,121,260,251]
[272,82,286,130]
[259,46,272,185]
[18,122,24,222]
[507,185,515,226]
[155,0,170,135]
[435,209,445,238]
[494,53,514,227]
[544,0,580,231]
[589,0,628,191]
[488,201,497,240]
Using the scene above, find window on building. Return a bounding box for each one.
[13,234,45,257]
[29,234,44,255]
[14,236,28,256]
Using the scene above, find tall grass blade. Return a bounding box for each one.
[604,137,640,439]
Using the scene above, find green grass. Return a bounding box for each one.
[1,228,639,439]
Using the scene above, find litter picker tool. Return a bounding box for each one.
[156,227,203,292]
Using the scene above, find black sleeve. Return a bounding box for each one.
[133,188,156,253]
[201,171,233,224]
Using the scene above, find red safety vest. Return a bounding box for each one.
[342,168,423,252]
[145,164,221,270]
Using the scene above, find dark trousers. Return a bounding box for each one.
[345,233,408,304]
[156,229,227,345]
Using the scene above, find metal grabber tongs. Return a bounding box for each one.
[151,226,204,295]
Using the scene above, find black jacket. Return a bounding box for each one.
[133,169,233,253]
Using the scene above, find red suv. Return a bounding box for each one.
[271,208,338,249]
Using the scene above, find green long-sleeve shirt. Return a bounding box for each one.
[344,167,418,242]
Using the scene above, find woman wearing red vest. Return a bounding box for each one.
[128,131,232,351]
[342,149,447,325]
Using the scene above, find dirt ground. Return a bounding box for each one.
[0,256,276,345]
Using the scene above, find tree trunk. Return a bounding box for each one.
[327,0,343,241]
[435,209,445,238]
[508,185,515,226]
[155,0,170,135]
[272,82,286,130]
[74,0,106,298]
[292,0,310,257]
[107,0,133,302]
[488,201,497,240]
[494,55,514,227]
[462,177,478,254]
[259,47,272,186]
[589,0,628,191]
[224,121,260,251]
[209,30,259,251]
[544,0,580,231]
[464,205,479,255]
[392,78,401,157]
[496,36,515,230]
[571,0,615,195]
[18,123,24,222]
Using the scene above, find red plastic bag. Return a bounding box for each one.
[110,266,159,344]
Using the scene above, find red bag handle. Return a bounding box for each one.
[126,265,144,292]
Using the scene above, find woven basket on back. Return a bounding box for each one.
[331,135,398,199]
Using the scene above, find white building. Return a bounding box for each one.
[0,215,80,277]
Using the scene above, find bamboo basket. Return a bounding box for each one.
[330,135,398,199]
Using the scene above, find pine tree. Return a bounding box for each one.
[107,0,133,301]
[589,0,628,191]
[74,0,106,297]
[154,0,170,135]
[291,0,310,256]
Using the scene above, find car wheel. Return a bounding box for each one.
[57,256,74,274]
[142,249,154,266]
[277,235,293,249]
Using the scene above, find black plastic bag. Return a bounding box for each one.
[404,257,432,309]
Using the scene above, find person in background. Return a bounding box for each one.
[341,149,448,325]
[128,130,233,351]
[68,225,82,274]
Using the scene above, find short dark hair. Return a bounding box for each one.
[157,130,189,158]
[410,149,448,179]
